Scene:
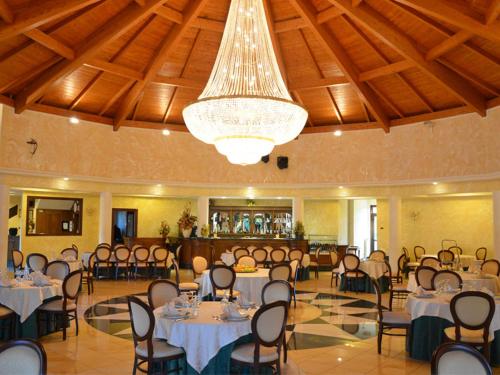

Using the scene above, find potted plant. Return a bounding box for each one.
[159,221,170,240]
[294,221,305,240]
[178,205,197,238]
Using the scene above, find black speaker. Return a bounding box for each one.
[277,156,288,169]
[261,155,269,163]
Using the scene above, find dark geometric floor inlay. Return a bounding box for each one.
[84,291,378,350]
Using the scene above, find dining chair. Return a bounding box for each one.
[26,253,48,273]
[237,255,257,267]
[288,249,303,264]
[171,259,199,294]
[414,245,426,261]
[0,339,47,375]
[127,296,185,375]
[475,247,487,261]
[149,244,160,253]
[82,252,95,295]
[261,280,292,306]
[346,246,358,255]
[0,304,15,341]
[393,254,407,284]
[60,248,78,259]
[431,270,463,290]
[438,250,455,267]
[372,278,411,355]
[147,280,180,309]
[481,259,500,276]
[252,248,268,267]
[369,250,386,262]
[384,261,410,310]
[269,263,291,282]
[233,248,249,262]
[444,291,495,361]
[279,246,290,253]
[114,246,131,280]
[415,266,437,290]
[448,246,463,257]
[289,259,299,307]
[37,270,82,340]
[96,243,111,249]
[192,256,208,282]
[308,247,321,279]
[175,245,182,261]
[133,247,151,279]
[342,254,366,293]
[421,257,441,269]
[209,264,239,301]
[270,249,286,265]
[94,246,112,279]
[12,250,23,271]
[72,243,78,250]
[231,245,242,252]
[431,342,492,375]
[402,248,419,271]
[45,260,70,281]
[114,244,127,251]
[330,251,340,287]
[231,301,287,374]
[152,247,170,278]
[247,246,256,253]
[131,244,142,252]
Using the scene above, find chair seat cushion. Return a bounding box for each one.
[39,299,76,312]
[382,311,411,325]
[407,262,420,267]
[309,261,319,267]
[215,289,240,297]
[230,343,279,363]
[444,327,494,343]
[332,268,340,273]
[0,306,13,317]
[345,271,366,278]
[179,282,199,290]
[136,339,184,359]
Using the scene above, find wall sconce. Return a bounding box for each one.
[26,138,38,156]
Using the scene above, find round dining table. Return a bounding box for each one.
[405,292,500,364]
[338,259,389,293]
[153,302,255,374]
[199,268,270,305]
[406,271,500,294]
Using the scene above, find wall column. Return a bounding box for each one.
[388,196,402,269]
[292,197,304,224]
[99,192,112,244]
[197,196,209,236]
[0,184,8,269]
[493,192,500,260]
[337,199,348,245]
[347,200,354,245]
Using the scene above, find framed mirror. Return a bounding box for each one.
[26,196,83,236]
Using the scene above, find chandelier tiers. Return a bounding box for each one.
[183,0,308,166]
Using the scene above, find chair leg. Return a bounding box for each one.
[75,310,79,336]
[283,336,288,363]
[484,344,490,362]
[133,357,138,375]
[335,274,338,286]
[389,291,393,311]
[87,278,91,295]
[377,323,383,354]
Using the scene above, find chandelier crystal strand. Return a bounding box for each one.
[183,0,308,165]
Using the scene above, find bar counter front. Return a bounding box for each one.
[179,237,308,267]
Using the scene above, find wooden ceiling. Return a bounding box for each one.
[0,0,500,134]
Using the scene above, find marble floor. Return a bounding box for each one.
[36,271,489,375]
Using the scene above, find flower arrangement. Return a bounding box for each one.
[177,205,198,230]
[159,221,170,238]
[200,224,209,237]
[294,221,305,239]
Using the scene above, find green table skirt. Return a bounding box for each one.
[408,316,500,366]
[339,275,389,293]
[297,267,310,281]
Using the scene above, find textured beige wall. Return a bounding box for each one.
[304,200,339,236]
[2,105,500,185]
[112,196,197,238]
[377,199,389,251]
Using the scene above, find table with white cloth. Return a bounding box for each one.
[0,280,63,338]
[66,260,82,273]
[421,254,476,268]
[407,271,500,294]
[199,268,270,304]
[405,293,500,364]
[220,248,290,266]
[338,260,389,293]
[153,302,254,374]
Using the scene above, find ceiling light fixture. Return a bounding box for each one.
[333,130,342,137]
[183,0,308,166]
[63,177,69,181]
[433,182,438,185]
[69,116,79,124]
[162,129,170,136]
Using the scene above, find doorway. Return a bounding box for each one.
[370,205,378,252]
[112,208,138,246]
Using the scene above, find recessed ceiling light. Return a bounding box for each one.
[433,181,438,185]
[156,184,162,187]
[339,186,344,189]
[220,196,227,199]
[69,117,79,124]
[333,130,342,137]
[162,129,170,136]
[277,197,282,199]
[63,177,69,181]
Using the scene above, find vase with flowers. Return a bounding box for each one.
[159,221,170,240]
[178,205,198,238]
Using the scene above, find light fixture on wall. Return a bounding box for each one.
[333,130,342,137]
[162,129,170,136]
[432,181,438,185]
[69,116,79,124]
[63,177,69,181]
[182,0,308,166]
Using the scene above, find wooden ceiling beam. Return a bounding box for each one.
[99,80,134,116]
[85,59,145,81]
[289,0,390,132]
[23,28,75,60]
[301,121,379,133]
[485,0,500,24]
[135,0,146,6]
[393,0,500,43]
[352,0,363,7]
[154,5,183,24]
[288,76,349,90]
[28,102,114,125]
[317,6,343,24]
[121,120,188,131]
[0,0,13,24]
[358,60,414,81]
[0,0,101,41]
[192,18,224,32]
[113,0,210,130]
[14,0,167,114]
[274,17,307,33]
[329,0,486,116]
[390,106,470,127]
[153,75,204,89]
[425,30,473,61]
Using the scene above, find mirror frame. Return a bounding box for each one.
[26,196,83,236]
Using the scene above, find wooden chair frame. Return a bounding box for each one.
[415,266,437,290]
[209,264,236,301]
[431,342,492,375]
[147,279,180,310]
[0,339,47,375]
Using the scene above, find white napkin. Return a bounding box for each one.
[162,302,181,317]
[31,271,51,287]
[0,274,14,288]
[222,303,245,319]
[415,286,431,296]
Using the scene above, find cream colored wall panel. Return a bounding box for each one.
[304,200,338,237]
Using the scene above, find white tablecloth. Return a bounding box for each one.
[407,271,500,294]
[153,302,253,373]
[406,293,500,336]
[338,260,387,279]
[199,268,270,304]
[0,280,63,322]
[421,254,476,268]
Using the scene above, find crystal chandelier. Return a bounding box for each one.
[183,0,308,165]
